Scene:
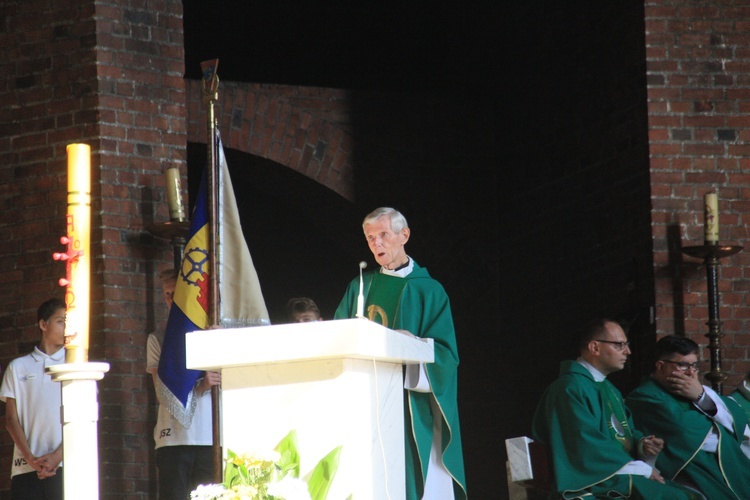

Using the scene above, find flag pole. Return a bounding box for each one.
[201,58,223,483]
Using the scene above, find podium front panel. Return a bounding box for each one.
[222,357,405,500]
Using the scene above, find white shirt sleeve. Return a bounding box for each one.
[404,363,432,393]
[615,460,653,478]
[694,386,749,456]
[146,334,161,373]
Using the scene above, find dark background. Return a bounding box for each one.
[182,2,656,497]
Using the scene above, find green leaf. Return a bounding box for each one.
[224,449,240,487]
[307,446,342,500]
[274,430,301,478]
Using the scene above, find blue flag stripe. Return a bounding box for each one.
[157,169,209,426]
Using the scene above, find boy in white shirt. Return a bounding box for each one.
[0,298,66,499]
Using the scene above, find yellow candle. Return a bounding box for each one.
[704,192,719,243]
[65,143,91,363]
[165,167,185,221]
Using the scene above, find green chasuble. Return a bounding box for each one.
[532,361,699,500]
[626,378,750,499]
[334,261,467,500]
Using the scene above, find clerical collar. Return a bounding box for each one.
[381,257,413,278]
[576,358,607,382]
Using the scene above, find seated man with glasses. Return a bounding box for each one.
[532,319,698,499]
[626,335,750,499]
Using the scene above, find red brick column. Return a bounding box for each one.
[646,0,750,389]
[94,1,186,495]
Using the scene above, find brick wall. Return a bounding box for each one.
[94,0,186,496]
[645,0,750,390]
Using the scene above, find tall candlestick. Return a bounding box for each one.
[166,167,185,221]
[704,192,719,243]
[65,143,91,363]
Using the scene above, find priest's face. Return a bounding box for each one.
[590,321,631,375]
[363,215,410,270]
[653,352,700,388]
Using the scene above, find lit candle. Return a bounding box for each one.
[65,143,91,363]
[165,167,185,221]
[704,192,719,243]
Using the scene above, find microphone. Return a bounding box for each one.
[356,261,367,318]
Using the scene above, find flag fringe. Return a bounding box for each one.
[221,317,271,329]
[154,371,199,429]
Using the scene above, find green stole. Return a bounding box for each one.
[598,381,635,454]
[365,273,409,328]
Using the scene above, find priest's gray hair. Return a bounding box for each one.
[362,207,409,233]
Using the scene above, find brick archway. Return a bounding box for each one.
[186,80,355,201]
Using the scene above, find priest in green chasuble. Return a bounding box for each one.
[334,207,467,500]
[532,319,700,499]
[626,335,750,499]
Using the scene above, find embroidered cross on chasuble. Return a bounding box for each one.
[598,381,634,454]
[364,273,409,327]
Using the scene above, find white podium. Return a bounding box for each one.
[185,318,434,500]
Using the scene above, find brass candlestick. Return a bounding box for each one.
[681,243,742,394]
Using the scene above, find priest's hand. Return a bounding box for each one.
[649,469,665,484]
[640,435,664,458]
[665,370,703,401]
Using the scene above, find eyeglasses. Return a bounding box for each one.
[660,359,701,371]
[593,339,630,351]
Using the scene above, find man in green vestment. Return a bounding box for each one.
[532,319,699,499]
[334,207,467,500]
[729,371,750,422]
[626,335,750,499]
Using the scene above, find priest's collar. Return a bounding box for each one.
[381,257,413,278]
[576,357,607,382]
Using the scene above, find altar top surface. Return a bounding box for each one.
[185,318,435,371]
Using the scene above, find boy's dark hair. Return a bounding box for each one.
[285,297,320,321]
[37,298,66,323]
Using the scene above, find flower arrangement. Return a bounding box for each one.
[190,430,342,500]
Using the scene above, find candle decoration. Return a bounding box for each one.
[166,167,185,221]
[682,190,743,394]
[61,143,91,363]
[704,192,719,243]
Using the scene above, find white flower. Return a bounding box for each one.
[190,483,229,500]
[267,476,312,500]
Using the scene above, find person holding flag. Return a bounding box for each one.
[153,131,269,497]
[147,268,219,500]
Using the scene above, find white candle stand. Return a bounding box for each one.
[46,362,110,500]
